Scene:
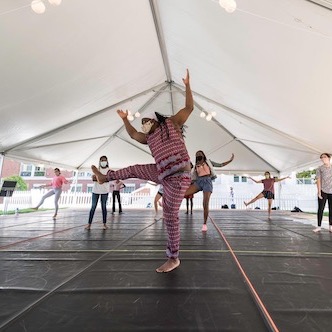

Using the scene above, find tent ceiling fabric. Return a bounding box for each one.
[1,0,331,175]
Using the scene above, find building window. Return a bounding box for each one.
[70,184,82,192]
[87,185,93,193]
[20,164,33,177]
[34,166,45,177]
[233,175,247,183]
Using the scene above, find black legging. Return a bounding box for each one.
[317,191,332,226]
[112,190,122,213]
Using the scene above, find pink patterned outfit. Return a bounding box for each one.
[106,119,191,258]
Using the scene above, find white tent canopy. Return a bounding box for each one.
[1,0,332,175]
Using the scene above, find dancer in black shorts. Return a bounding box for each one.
[244,171,290,220]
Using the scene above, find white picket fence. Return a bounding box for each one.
[0,189,319,213]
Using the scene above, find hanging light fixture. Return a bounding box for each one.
[48,0,62,5]
[206,114,213,121]
[31,0,62,14]
[200,111,206,118]
[127,111,134,121]
[219,0,237,13]
[31,0,46,14]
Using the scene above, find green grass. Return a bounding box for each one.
[0,208,50,215]
[306,211,329,216]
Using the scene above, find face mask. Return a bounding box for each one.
[196,156,203,162]
[100,161,107,167]
[141,121,153,134]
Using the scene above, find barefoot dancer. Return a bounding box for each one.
[244,172,290,220]
[184,152,234,232]
[85,156,110,230]
[92,69,193,273]
[33,168,70,220]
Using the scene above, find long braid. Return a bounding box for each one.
[155,112,186,141]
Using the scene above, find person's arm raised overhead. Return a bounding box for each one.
[170,69,194,128]
[117,110,147,144]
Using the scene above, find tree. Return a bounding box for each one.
[296,170,316,178]
[4,175,28,191]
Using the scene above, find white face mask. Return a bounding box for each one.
[141,121,154,134]
[100,161,108,167]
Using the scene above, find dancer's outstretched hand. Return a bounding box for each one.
[117,109,128,119]
[182,69,190,86]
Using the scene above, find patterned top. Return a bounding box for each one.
[147,118,190,181]
[262,178,275,193]
[316,165,332,194]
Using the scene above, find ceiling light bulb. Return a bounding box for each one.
[31,0,46,14]
[134,112,141,118]
[206,114,212,121]
[200,111,206,118]
[127,115,134,121]
[48,0,62,5]
[224,0,237,13]
[219,0,228,8]
[211,111,217,117]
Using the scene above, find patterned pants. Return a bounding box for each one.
[107,164,191,258]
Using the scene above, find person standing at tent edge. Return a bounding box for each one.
[91,69,193,273]
[314,153,332,233]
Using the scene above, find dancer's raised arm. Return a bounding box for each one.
[171,69,194,128]
[117,110,147,144]
[210,153,234,168]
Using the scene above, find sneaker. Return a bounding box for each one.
[202,224,207,232]
[313,227,321,233]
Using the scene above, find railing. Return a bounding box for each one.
[0,189,319,213]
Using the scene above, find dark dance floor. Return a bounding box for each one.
[0,208,332,332]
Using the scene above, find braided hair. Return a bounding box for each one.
[155,112,186,141]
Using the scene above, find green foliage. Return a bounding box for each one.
[296,170,316,178]
[3,175,28,191]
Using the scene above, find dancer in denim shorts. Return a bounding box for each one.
[185,151,234,232]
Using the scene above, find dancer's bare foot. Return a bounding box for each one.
[156,258,180,273]
[103,224,108,230]
[91,165,107,184]
[313,227,321,233]
[53,214,57,220]
[85,224,91,230]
